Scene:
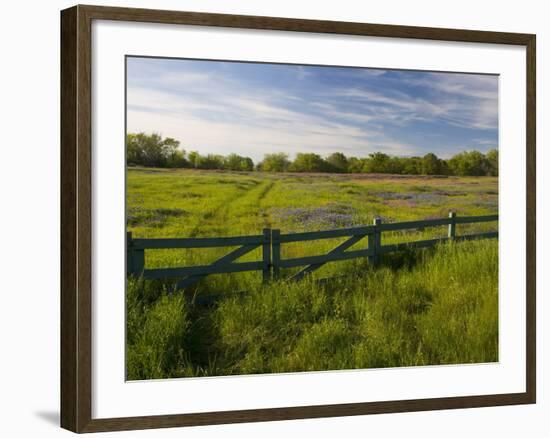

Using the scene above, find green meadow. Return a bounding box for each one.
[126,167,499,380]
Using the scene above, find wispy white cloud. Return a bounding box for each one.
[127,85,383,161]
[325,75,497,131]
[395,72,498,130]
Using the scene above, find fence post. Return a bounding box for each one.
[448,211,457,240]
[127,231,144,277]
[369,217,382,267]
[126,231,133,276]
[262,228,271,283]
[272,229,281,280]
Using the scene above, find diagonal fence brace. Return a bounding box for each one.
[290,234,366,281]
[176,244,259,290]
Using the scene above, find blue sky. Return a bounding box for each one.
[126,57,498,162]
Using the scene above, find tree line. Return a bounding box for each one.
[126,132,498,177]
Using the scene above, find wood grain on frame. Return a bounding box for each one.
[60,4,536,433]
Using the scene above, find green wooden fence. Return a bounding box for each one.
[127,212,498,289]
[127,229,271,289]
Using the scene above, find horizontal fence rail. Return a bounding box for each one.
[127,212,498,289]
[127,229,271,289]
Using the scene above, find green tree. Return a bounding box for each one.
[224,154,255,171]
[388,156,404,174]
[126,133,144,165]
[326,152,348,173]
[421,153,443,175]
[289,153,328,172]
[363,152,392,173]
[400,156,421,175]
[240,157,254,171]
[485,149,498,176]
[347,157,366,173]
[448,150,490,176]
[258,153,291,172]
[187,151,200,168]
[126,132,182,167]
[166,149,188,168]
[196,154,224,170]
[224,153,244,171]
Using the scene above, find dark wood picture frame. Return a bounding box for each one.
[61,4,536,433]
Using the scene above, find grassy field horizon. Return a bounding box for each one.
[127,166,498,235]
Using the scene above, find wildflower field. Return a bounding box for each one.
[126,167,499,380]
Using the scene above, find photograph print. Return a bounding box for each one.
[125,56,499,381]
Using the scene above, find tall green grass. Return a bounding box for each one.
[126,279,191,379]
[127,239,498,379]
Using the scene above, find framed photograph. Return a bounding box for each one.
[60,4,536,433]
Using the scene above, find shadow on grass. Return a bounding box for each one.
[379,245,438,272]
[182,301,224,376]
